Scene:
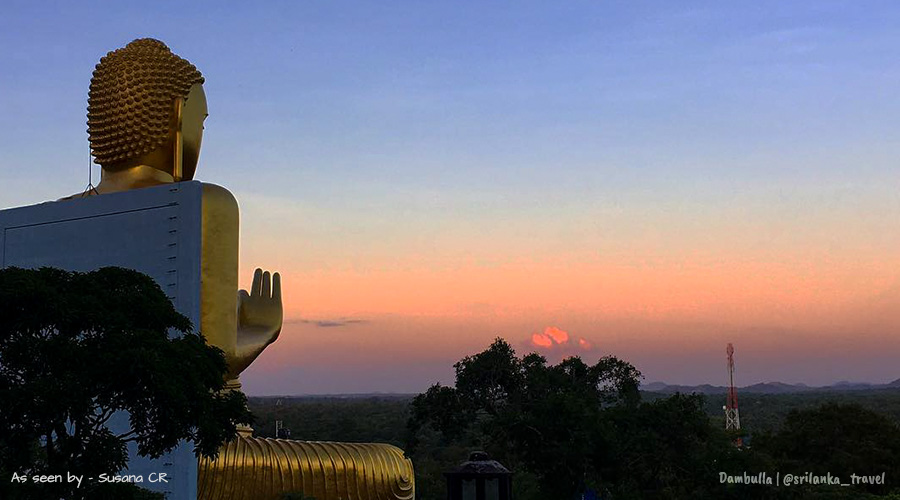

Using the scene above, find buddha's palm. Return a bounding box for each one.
[233,268,283,377]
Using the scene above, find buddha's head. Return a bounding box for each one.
[88,38,206,181]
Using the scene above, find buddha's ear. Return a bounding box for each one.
[172,96,184,181]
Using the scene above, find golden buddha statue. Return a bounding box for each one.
[81,38,414,500]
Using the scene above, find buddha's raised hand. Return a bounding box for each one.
[232,268,283,377]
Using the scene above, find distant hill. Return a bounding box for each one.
[641,379,900,394]
[249,383,900,399]
[250,393,417,400]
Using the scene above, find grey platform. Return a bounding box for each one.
[0,182,204,500]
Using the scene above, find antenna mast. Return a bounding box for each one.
[725,343,741,434]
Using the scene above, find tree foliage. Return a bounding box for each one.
[243,384,900,499]
[406,338,900,500]
[0,266,252,499]
[754,403,900,496]
[408,338,682,498]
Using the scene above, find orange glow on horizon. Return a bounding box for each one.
[260,253,900,335]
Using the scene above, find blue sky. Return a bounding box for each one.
[4,1,899,199]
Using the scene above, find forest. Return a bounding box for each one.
[249,339,900,500]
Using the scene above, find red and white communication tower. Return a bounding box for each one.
[724,343,741,432]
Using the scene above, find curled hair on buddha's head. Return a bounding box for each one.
[87,38,204,167]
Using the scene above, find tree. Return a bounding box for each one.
[0,266,252,499]
[598,393,755,499]
[406,338,768,500]
[755,403,900,497]
[407,338,649,498]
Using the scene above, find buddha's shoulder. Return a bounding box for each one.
[200,182,238,211]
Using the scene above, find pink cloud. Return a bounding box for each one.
[544,326,569,344]
[531,333,553,347]
[530,326,572,348]
[527,326,597,359]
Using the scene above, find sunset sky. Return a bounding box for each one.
[2,1,899,394]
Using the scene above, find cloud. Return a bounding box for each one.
[530,326,568,348]
[531,333,553,347]
[544,326,569,344]
[288,318,368,328]
[528,326,593,353]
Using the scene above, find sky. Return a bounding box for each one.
[1,1,899,394]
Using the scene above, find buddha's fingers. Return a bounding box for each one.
[272,272,281,302]
[262,271,271,299]
[251,268,263,297]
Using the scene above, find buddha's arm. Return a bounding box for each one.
[200,183,240,371]
[198,436,415,500]
[201,183,283,378]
